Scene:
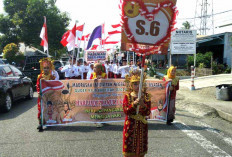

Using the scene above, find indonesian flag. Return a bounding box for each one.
[41,80,64,94]
[60,24,76,51]
[80,34,90,41]
[40,16,48,53]
[76,24,85,47]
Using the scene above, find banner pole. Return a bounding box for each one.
[40,79,43,129]
[136,55,146,114]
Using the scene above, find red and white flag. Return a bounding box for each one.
[76,24,84,41]
[41,80,64,94]
[60,24,76,51]
[40,16,48,54]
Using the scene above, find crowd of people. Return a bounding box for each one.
[60,57,139,80]
[36,57,179,157]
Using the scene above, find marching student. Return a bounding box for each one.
[37,58,57,132]
[82,61,89,79]
[104,61,110,78]
[75,59,83,79]
[119,59,130,78]
[113,61,121,78]
[61,57,79,79]
[163,66,179,125]
[87,63,94,80]
[108,61,114,78]
[123,69,151,157]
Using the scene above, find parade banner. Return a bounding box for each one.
[120,0,178,55]
[40,79,170,126]
[85,50,107,62]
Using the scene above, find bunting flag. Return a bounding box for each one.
[111,24,121,28]
[108,30,121,35]
[87,25,102,50]
[90,45,99,50]
[40,16,48,54]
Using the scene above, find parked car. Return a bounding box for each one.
[0,64,34,112]
[53,60,65,80]
[1,59,9,64]
[0,59,5,64]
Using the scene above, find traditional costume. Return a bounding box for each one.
[123,69,151,157]
[163,66,179,124]
[36,58,56,131]
[90,63,107,79]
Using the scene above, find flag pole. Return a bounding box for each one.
[136,55,146,114]
[44,16,49,57]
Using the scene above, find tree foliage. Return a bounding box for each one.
[3,43,19,63]
[182,21,191,29]
[0,0,70,57]
[187,52,213,68]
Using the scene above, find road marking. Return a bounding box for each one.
[174,121,231,157]
[195,121,232,147]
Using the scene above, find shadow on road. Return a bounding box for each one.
[44,123,124,132]
[0,97,37,121]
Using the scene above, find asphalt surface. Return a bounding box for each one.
[0,92,232,157]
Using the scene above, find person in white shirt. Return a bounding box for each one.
[119,59,130,78]
[51,70,59,80]
[87,63,94,80]
[61,57,79,79]
[104,61,110,78]
[130,60,138,72]
[82,61,89,79]
[113,61,121,78]
[108,61,114,78]
[75,59,83,79]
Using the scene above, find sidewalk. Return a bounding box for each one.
[177,74,232,122]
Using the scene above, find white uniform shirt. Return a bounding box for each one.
[75,65,83,78]
[87,67,94,80]
[82,65,89,73]
[51,70,59,80]
[61,65,77,78]
[119,66,130,78]
[113,64,120,74]
[104,64,110,74]
[108,64,114,72]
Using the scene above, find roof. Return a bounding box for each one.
[197,32,232,44]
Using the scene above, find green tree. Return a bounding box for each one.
[182,21,191,29]
[3,43,18,63]
[0,0,70,57]
[187,52,213,68]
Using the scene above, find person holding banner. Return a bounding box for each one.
[108,61,114,78]
[123,69,151,157]
[163,66,179,125]
[61,57,79,79]
[90,63,107,79]
[37,58,56,131]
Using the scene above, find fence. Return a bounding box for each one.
[195,68,213,77]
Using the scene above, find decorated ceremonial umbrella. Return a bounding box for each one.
[120,0,178,113]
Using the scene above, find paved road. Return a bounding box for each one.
[180,74,232,89]
[0,93,232,157]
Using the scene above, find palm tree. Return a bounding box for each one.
[182,21,191,29]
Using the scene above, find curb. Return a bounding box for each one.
[216,109,232,123]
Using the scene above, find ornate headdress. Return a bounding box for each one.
[39,58,55,72]
[125,68,147,92]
